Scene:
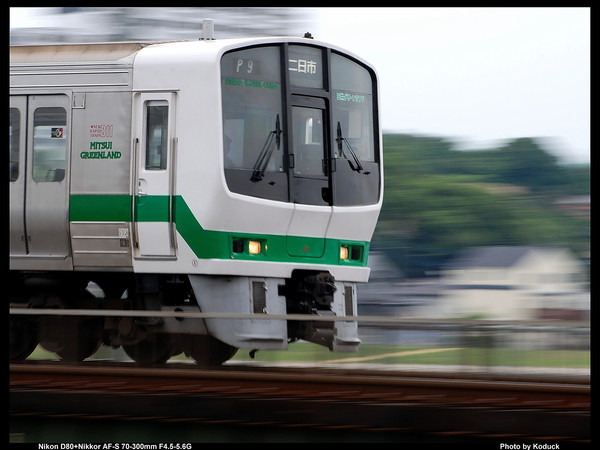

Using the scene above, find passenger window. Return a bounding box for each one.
[9,108,20,181]
[32,107,67,182]
[145,102,169,170]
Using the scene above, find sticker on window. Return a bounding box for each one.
[51,127,64,138]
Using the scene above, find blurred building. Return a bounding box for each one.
[436,246,589,320]
[358,250,441,317]
[10,7,314,45]
[555,195,590,219]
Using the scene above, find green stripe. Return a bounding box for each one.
[135,195,170,222]
[70,194,132,221]
[70,194,170,222]
[70,194,369,267]
[172,196,230,259]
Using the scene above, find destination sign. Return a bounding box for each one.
[336,91,366,103]
[288,45,323,89]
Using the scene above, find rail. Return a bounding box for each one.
[10,362,590,442]
[8,306,592,327]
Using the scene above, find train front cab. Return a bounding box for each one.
[194,41,382,353]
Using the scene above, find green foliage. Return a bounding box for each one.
[376,134,589,274]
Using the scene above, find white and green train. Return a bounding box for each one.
[9,33,382,365]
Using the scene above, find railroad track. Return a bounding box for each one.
[10,361,590,442]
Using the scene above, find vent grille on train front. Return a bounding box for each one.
[344,285,354,316]
[252,281,266,313]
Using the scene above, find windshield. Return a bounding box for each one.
[250,114,282,182]
[221,45,380,206]
[222,47,284,172]
[221,46,288,202]
[331,53,375,165]
[330,52,379,206]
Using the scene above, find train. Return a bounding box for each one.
[9,29,383,366]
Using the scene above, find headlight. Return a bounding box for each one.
[340,246,349,260]
[248,240,262,255]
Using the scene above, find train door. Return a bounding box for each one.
[286,95,332,258]
[9,96,27,257]
[10,95,72,268]
[133,92,177,258]
[289,96,331,206]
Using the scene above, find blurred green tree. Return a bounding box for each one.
[375,134,589,276]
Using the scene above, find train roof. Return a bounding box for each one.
[9,38,317,65]
[10,37,376,76]
[9,41,160,64]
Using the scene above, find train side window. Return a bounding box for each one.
[145,102,168,170]
[32,107,67,182]
[9,108,20,181]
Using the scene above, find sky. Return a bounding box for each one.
[10,7,590,164]
[315,7,590,164]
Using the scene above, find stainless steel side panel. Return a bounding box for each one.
[69,91,134,269]
[71,222,132,269]
[10,61,135,271]
[70,91,132,194]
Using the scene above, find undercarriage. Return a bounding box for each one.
[9,269,360,365]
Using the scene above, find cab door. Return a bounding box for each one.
[132,92,177,258]
[289,95,331,206]
[286,95,332,258]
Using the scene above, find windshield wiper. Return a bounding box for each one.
[250,114,282,182]
[336,122,370,175]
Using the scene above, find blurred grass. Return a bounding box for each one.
[230,342,590,368]
[25,341,590,369]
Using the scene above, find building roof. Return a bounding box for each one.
[446,246,552,269]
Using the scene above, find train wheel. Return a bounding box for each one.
[56,318,103,361]
[123,333,174,365]
[40,317,102,362]
[186,335,238,367]
[10,317,38,361]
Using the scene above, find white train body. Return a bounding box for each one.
[9,36,382,363]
